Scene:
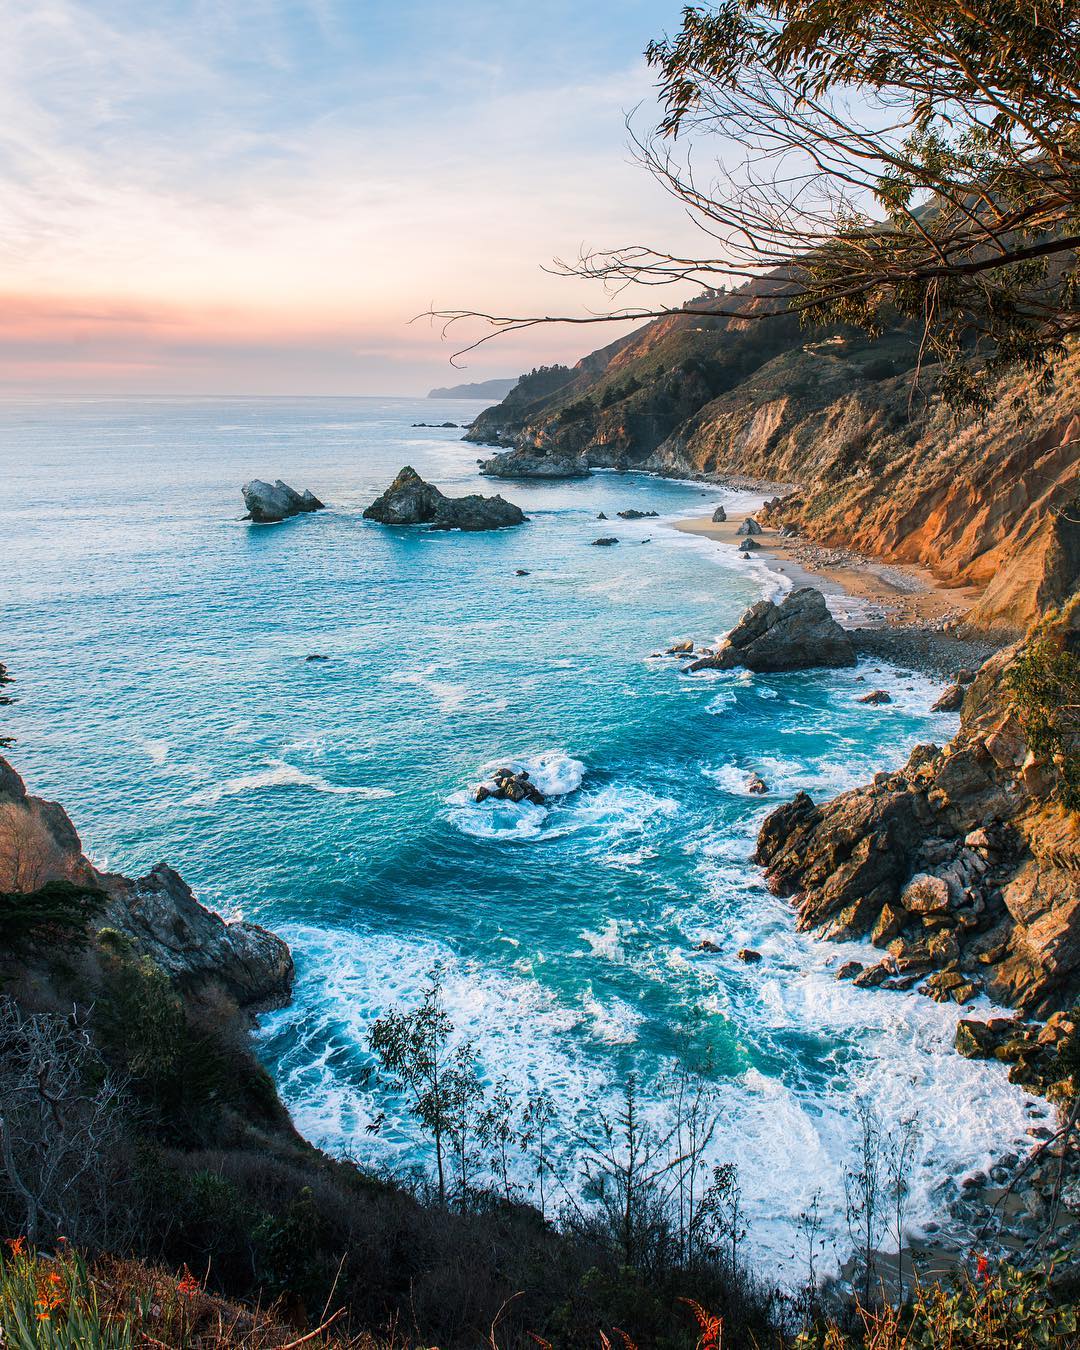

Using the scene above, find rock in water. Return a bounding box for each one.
[363,466,525,530]
[737,948,763,963]
[242,479,325,523]
[479,449,591,479]
[473,768,546,805]
[859,689,893,704]
[737,517,763,536]
[430,494,526,531]
[688,587,856,673]
[362,465,446,524]
[746,772,769,794]
[932,683,966,712]
[616,509,658,520]
[711,505,727,523]
[591,537,619,547]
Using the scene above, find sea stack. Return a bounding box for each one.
[363,466,526,531]
[242,479,325,523]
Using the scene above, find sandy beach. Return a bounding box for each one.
[675,510,983,629]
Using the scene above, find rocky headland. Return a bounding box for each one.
[363,465,526,530]
[242,478,325,524]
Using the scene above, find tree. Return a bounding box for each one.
[367,966,454,1206]
[432,0,1080,407]
[0,998,129,1247]
[478,1076,519,1204]
[519,1087,557,1222]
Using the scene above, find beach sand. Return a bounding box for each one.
[675,511,983,629]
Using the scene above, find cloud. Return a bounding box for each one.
[0,0,702,392]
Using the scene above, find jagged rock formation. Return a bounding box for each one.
[363,466,526,530]
[688,587,856,673]
[754,604,1080,1015]
[242,479,324,523]
[467,282,1080,634]
[0,755,292,1011]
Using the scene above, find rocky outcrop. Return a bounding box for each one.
[0,755,293,1012]
[474,768,546,805]
[479,448,591,479]
[754,603,1080,1014]
[363,466,525,531]
[712,506,727,523]
[465,273,1079,635]
[688,587,856,672]
[242,479,324,523]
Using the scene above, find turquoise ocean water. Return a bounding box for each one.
[0,396,1043,1277]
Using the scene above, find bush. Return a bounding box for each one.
[803,1263,1080,1349]
[0,880,105,949]
[1006,614,1080,809]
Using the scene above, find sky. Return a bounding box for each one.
[0,0,704,396]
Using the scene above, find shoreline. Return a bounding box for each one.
[673,509,1001,678]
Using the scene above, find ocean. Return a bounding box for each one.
[0,395,1043,1279]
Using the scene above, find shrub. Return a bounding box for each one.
[0,880,105,949]
[1006,615,1080,809]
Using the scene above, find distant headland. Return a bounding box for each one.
[427,376,517,399]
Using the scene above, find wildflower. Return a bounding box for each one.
[976,1254,992,1286]
[176,1266,201,1297]
[7,1237,26,1256]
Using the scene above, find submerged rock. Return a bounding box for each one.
[746,772,769,795]
[242,479,325,523]
[688,587,856,673]
[859,689,893,704]
[363,466,525,531]
[617,509,658,520]
[696,939,722,953]
[592,536,619,547]
[737,948,763,964]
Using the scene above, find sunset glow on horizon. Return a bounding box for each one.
[0,1,701,396]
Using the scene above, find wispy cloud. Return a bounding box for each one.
[0,0,700,393]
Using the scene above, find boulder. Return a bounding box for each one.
[592,537,619,547]
[667,640,695,655]
[363,466,525,530]
[740,538,761,552]
[901,872,954,914]
[688,588,856,673]
[597,512,608,520]
[746,772,769,795]
[242,479,325,523]
[836,960,864,980]
[859,689,893,705]
[737,518,763,536]
[932,683,966,712]
[515,569,531,576]
[617,509,658,520]
[696,939,722,953]
[711,506,727,523]
[736,948,763,963]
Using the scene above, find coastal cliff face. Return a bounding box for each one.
[470,299,1079,636]
[0,753,293,1012]
[755,601,1080,1018]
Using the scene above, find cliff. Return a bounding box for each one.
[755,600,1080,1020]
[469,296,1079,636]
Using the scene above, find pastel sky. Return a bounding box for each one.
[0,1,704,395]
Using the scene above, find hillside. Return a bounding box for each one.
[468,296,1080,637]
[428,377,518,400]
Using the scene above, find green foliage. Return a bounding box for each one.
[804,1263,1080,1348]
[1006,618,1080,809]
[643,0,1080,409]
[0,1242,138,1349]
[0,880,105,950]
